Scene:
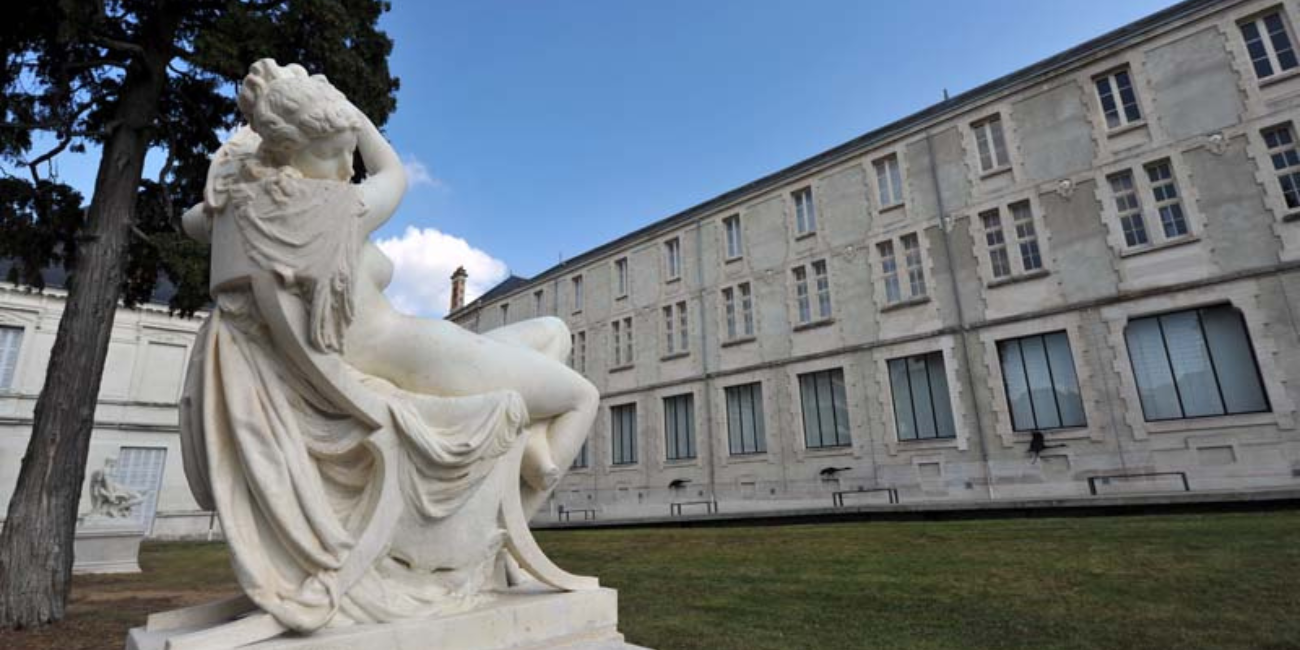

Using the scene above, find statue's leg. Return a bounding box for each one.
[345,314,598,518]
[482,316,570,362]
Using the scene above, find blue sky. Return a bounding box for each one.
[16,0,1178,316]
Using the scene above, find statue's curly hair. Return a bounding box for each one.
[237,59,360,155]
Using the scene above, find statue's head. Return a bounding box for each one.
[237,59,361,181]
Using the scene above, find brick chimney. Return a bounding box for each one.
[450,266,468,312]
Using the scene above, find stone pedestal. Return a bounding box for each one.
[73,525,145,574]
[125,586,651,650]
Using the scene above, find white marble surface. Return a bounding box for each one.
[153,59,620,647]
[126,588,651,650]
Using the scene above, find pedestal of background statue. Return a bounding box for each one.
[125,586,651,650]
[73,524,145,574]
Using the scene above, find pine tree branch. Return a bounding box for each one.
[90,34,145,56]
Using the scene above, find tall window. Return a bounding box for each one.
[611,404,638,465]
[570,331,587,373]
[614,257,629,297]
[663,394,696,461]
[878,235,925,305]
[981,209,1013,279]
[1125,305,1270,421]
[664,237,682,280]
[901,233,926,298]
[1108,170,1148,247]
[998,332,1086,431]
[662,301,688,355]
[874,154,904,207]
[972,116,1010,172]
[1263,123,1300,210]
[0,326,22,391]
[612,316,633,367]
[1146,160,1188,239]
[793,260,831,324]
[878,240,902,304]
[722,282,754,340]
[798,368,851,448]
[888,352,956,441]
[813,260,831,319]
[571,275,584,312]
[500,303,510,324]
[725,382,767,455]
[981,204,1042,280]
[793,187,817,235]
[1094,68,1142,129]
[571,440,589,469]
[534,289,545,316]
[1239,10,1298,80]
[723,214,743,258]
[1010,201,1042,272]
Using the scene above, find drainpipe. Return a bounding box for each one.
[923,130,997,501]
[694,220,719,504]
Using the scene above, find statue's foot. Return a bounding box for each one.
[521,461,561,492]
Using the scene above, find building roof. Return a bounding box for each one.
[446,0,1228,320]
[472,274,532,307]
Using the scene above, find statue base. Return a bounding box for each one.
[125,585,651,650]
[74,525,145,574]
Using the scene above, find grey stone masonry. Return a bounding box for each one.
[450,0,1300,522]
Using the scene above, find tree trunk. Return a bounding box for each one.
[0,8,178,630]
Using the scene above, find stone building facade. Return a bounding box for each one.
[0,283,209,537]
[450,0,1300,519]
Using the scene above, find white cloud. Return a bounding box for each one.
[374,226,509,318]
[402,154,443,188]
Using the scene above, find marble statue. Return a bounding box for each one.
[130,59,640,650]
[87,457,144,520]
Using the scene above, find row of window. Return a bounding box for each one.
[508,8,1300,326]
[572,304,1270,467]
[539,119,1300,334]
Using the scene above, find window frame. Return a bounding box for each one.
[975,198,1050,283]
[722,213,744,259]
[610,403,638,466]
[792,186,817,236]
[721,281,755,342]
[797,368,852,449]
[569,330,587,373]
[996,331,1088,432]
[1092,66,1144,131]
[1102,157,1196,253]
[664,237,682,282]
[661,301,689,356]
[613,257,629,299]
[570,275,584,313]
[725,382,767,456]
[662,393,697,461]
[1238,8,1300,81]
[1123,304,1272,423]
[611,316,634,368]
[1260,121,1300,216]
[887,351,958,442]
[971,115,1011,174]
[873,153,905,208]
[0,324,24,392]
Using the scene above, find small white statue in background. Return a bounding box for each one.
[174,59,599,643]
[87,457,143,519]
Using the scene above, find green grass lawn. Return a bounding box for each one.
[534,512,1300,650]
[2,512,1296,650]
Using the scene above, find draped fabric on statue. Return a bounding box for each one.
[179,166,526,633]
